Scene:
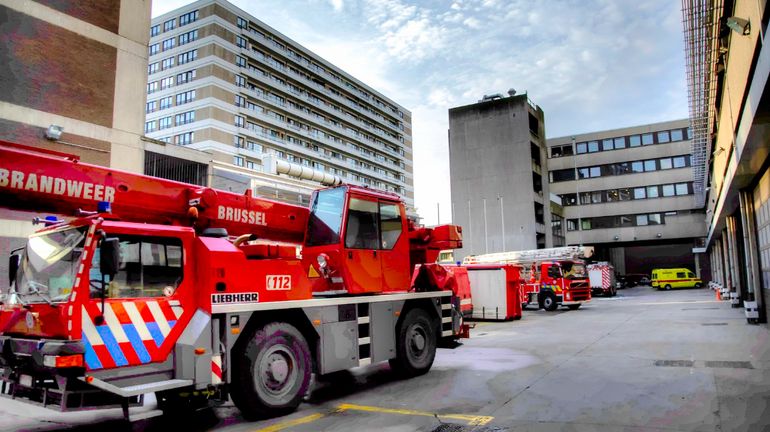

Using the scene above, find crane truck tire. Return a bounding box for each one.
[665,284,672,290]
[230,322,312,420]
[389,308,437,377]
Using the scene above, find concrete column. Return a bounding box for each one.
[726,218,743,307]
[739,190,766,322]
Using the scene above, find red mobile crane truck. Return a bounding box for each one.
[0,141,466,419]
[464,246,593,311]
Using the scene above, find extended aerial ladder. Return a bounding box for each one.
[463,246,593,311]
[0,140,466,419]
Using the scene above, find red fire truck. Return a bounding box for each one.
[0,141,467,419]
[464,247,592,311]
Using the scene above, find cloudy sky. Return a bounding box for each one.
[153,0,688,225]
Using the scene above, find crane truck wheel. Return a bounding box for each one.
[665,284,672,291]
[541,292,558,311]
[389,308,437,378]
[230,322,312,420]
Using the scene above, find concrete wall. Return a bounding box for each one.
[449,95,549,259]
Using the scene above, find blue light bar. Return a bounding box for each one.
[97,201,111,213]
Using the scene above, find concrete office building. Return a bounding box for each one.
[547,120,707,275]
[146,0,413,207]
[0,1,152,286]
[683,0,770,323]
[449,92,551,259]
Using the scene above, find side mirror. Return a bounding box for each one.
[8,254,21,287]
[99,238,120,278]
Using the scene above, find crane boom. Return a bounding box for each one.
[0,141,309,243]
[463,246,594,265]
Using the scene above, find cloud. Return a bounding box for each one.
[151,0,688,226]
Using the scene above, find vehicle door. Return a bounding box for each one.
[82,227,195,370]
[378,200,410,292]
[674,271,687,289]
[341,194,382,294]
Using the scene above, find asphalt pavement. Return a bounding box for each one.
[2,285,769,431]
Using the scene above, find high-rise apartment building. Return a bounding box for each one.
[683,0,770,322]
[145,0,413,207]
[449,93,551,258]
[547,120,707,274]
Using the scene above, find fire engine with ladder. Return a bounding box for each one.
[463,246,593,311]
[0,141,467,419]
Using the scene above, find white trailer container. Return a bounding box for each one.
[588,262,616,297]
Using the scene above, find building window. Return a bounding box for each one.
[150,25,160,37]
[162,37,175,51]
[178,29,198,45]
[602,139,613,151]
[642,133,654,145]
[631,161,644,173]
[671,129,684,141]
[614,137,626,149]
[576,142,587,154]
[234,156,244,167]
[176,69,196,84]
[175,111,195,125]
[659,157,672,169]
[673,156,687,168]
[657,131,670,143]
[636,214,648,226]
[161,57,175,70]
[147,81,159,94]
[144,120,157,133]
[235,56,246,67]
[146,100,157,113]
[160,76,174,90]
[646,186,659,198]
[235,75,246,87]
[643,160,656,171]
[587,141,599,152]
[235,95,245,107]
[179,10,198,26]
[163,19,175,32]
[567,219,578,231]
[550,144,573,158]
[149,43,159,56]
[148,62,159,74]
[245,141,262,153]
[236,36,247,48]
[676,183,689,195]
[237,17,247,28]
[662,184,675,197]
[234,115,244,127]
[648,213,662,225]
[581,219,592,230]
[159,96,172,109]
[159,116,172,129]
[175,90,195,105]
[175,132,194,145]
[178,49,198,65]
[629,135,641,147]
[633,187,646,199]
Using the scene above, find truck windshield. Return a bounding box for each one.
[306,187,345,246]
[14,226,87,303]
[561,262,586,279]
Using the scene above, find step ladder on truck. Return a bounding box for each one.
[0,141,469,420]
[463,246,594,311]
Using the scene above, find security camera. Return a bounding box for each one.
[726,16,750,35]
[44,125,63,141]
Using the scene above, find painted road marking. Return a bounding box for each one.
[336,403,494,426]
[253,413,325,432]
[638,300,721,306]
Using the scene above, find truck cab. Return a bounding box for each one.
[534,260,591,311]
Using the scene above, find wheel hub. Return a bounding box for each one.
[410,330,426,352]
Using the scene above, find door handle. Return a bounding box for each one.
[373,250,377,258]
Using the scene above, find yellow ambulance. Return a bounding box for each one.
[651,268,703,290]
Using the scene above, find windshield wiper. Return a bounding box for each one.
[27,281,57,308]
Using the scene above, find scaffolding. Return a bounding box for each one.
[681,0,724,207]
